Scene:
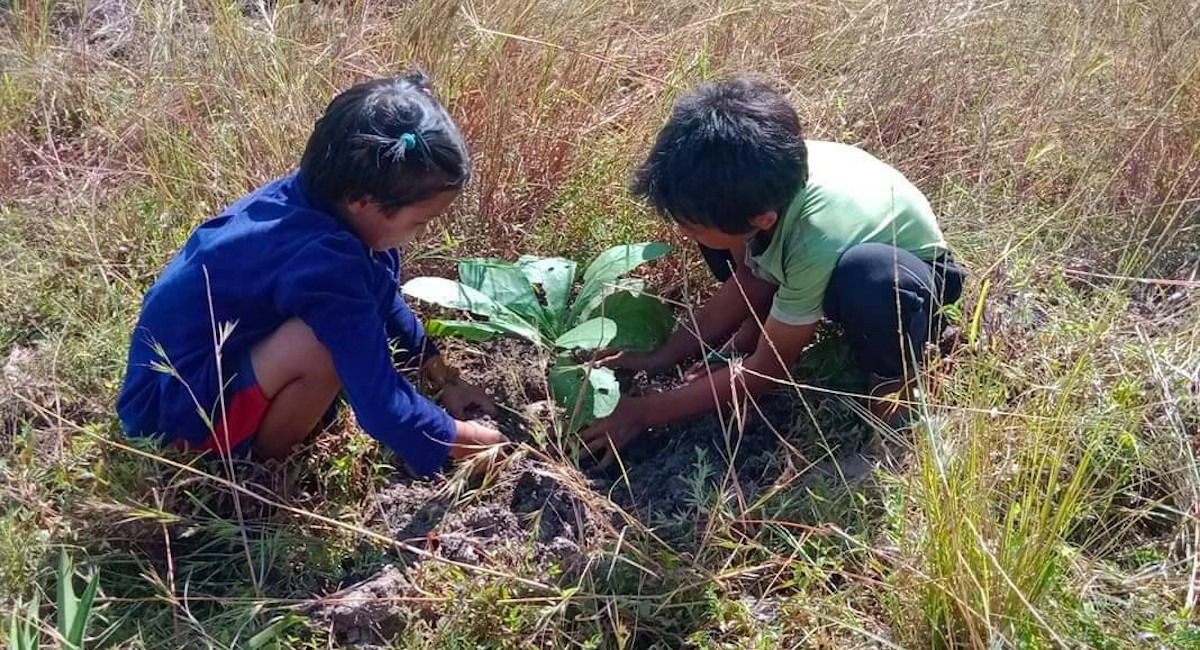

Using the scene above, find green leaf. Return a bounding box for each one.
[458,258,546,324]
[57,550,77,648]
[425,319,508,342]
[10,595,38,650]
[553,317,618,350]
[593,290,674,351]
[572,243,670,323]
[582,243,671,285]
[517,256,577,319]
[402,277,507,318]
[402,277,543,345]
[67,572,99,649]
[549,362,620,428]
[576,278,646,321]
[248,615,298,650]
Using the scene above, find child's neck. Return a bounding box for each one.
[749,222,778,256]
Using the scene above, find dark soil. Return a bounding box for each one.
[364,454,596,571]
[445,336,874,521]
[311,448,603,646]
[303,566,417,648]
[314,334,880,645]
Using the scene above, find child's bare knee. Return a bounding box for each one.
[253,318,338,395]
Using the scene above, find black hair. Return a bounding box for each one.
[631,77,807,234]
[300,72,469,211]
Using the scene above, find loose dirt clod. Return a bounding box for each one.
[366,453,599,571]
[305,565,421,648]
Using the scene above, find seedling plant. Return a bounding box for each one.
[402,243,675,427]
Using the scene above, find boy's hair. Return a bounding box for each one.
[631,77,807,234]
[300,72,470,211]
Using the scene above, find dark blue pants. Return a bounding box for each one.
[699,243,965,379]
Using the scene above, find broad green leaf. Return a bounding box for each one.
[549,362,620,428]
[572,243,670,323]
[425,319,508,342]
[402,277,506,318]
[553,317,618,350]
[402,277,543,345]
[518,256,577,319]
[458,258,546,324]
[582,242,671,284]
[593,291,674,351]
[577,277,646,321]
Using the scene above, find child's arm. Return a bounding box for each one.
[385,291,441,367]
[420,354,496,419]
[596,263,777,373]
[386,292,496,419]
[277,236,504,475]
[581,316,816,467]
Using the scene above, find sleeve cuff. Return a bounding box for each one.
[769,305,822,326]
[417,335,440,359]
[400,406,456,477]
[392,334,440,370]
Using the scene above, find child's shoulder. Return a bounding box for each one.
[186,174,369,270]
[801,140,919,203]
[205,174,343,239]
[804,140,893,175]
[223,173,320,222]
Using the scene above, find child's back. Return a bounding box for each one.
[118,74,506,473]
[120,175,417,447]
[745,140,949,327]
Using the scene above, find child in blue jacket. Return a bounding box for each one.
[117,73,506,475]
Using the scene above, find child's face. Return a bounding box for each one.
[345,190,460,250]
[676,211,778,251]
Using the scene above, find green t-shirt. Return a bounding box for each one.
[745,140,948,326]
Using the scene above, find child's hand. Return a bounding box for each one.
[683,349,741,383]
[580,396,649,469]
[591,348,670,375]
[450,420,508,461]
[440,379,496,420]
[422,356,496,419]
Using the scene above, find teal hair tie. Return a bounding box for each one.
[399,133,417,151]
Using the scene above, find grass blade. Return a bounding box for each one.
[56,550,77,648]
[66,568,100,649]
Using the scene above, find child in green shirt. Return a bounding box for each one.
[583,78,965,467]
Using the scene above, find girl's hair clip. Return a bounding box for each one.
[400,133,418,151]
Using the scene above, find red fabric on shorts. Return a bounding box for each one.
[191,384,270,454]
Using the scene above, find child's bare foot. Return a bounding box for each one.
[868,374,918,428]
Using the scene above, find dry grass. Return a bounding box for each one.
[2,0,1199,648]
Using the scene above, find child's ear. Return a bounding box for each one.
[751,210,778,231]
[345,198,372,218]
[347,198,397,220]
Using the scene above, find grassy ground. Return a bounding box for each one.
[2,0,1199,647]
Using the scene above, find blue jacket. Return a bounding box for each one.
[117,173,455,475]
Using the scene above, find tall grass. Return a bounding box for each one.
[1,0,1198,648]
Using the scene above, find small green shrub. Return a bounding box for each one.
[9,551,101,650]
[403,243,674,425]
